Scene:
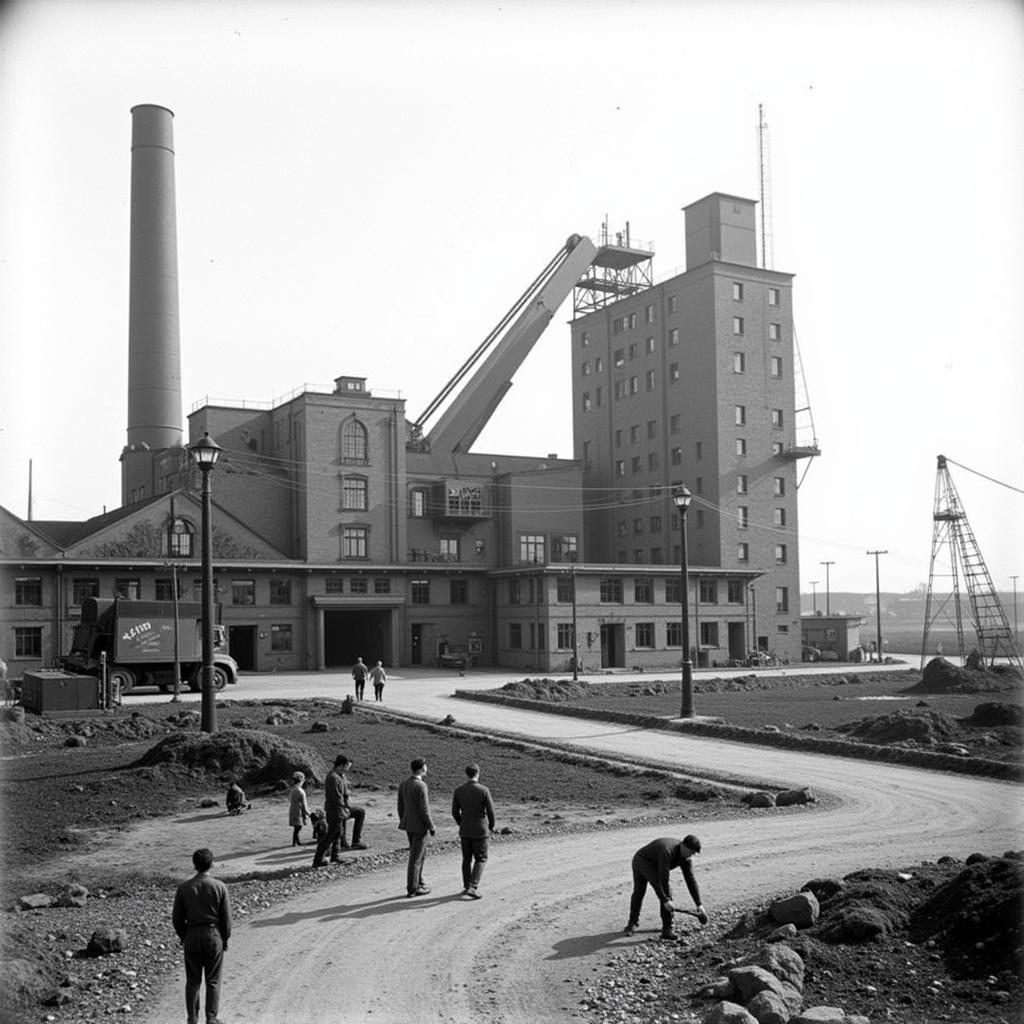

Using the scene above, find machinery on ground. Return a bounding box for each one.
[60,597,239,695]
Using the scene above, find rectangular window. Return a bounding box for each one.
[772,441,784,456]
[270,624,293,652]
[411,579,430,605]
[671,446,682,465]
[232,580,255,605]
[629,375,638,395]
[580,330,589,347]
[520,534,545,564]
[615,460,626,478]
[551,534,578,563]
[628,342,638,361]
[631,456,642,474]
[733,352,746,373]
[617,520,628,538]
[556,576,574,603]
[695,440,702,460]
[635,622,655,648]
[613,348,625,367]
[737,474,748,494]
[727,579,745,603]
[647,452,658,471]
[651,547,662,563]
[770,355,783,378]
[343,526,368,559]
[450,579,469,604]
[670,414,680,434]
[732,282,744,301]
[736,438,747,456]
[735,405,748,427]
[737,506,749,529]
[633,517,644,535]
[155,578,177,601]
[695,476,703,494]
[645,369,656,391]
[650,515,662,533]
[665,577,682,603]
[269,579,292,605]
[409,489,427,517]
[776,586,790,612]
[630,424,640,444]
[646,420,657,439]
[645,303,655,324]
[508,578,522,605]
[698,578,718,604]
[769,322,781,341]
[773,476,786,496]
[15,626,42,658]
[738,542,749,562]
[595,356,603,372]
[599,578,624,603]
[615,429,623,449]
[614,380,626,400]
[350,578,368,594]
[775,544,788,564]
[581,360,591,376]
[582,392,592,413]
[325,578,344,594]
[733,315,744,335]
[666,621,682,647]
[72,577,99,605]
[771,408,784,428]
[628,311,637,328]
[509,623,522,649]
[634,578,654,603]
[439,537,460,561]
[700,621,720,647]
[668,294,677,313]
[773,508,787,527]
[15,577,42,606]
[768,287,780,306]
[374,578,391,594]
[645,336,655,354]
[343,476,367,510]
[633,549,645,564]
[115,578,141,600]
[670,363,680,382]
[668,327,679,346]
[556,623,575,650]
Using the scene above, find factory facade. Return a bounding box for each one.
[1,107,812,681]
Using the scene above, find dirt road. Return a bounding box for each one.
[135,673,1021,1024]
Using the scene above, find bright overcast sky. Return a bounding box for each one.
[1,0,1022,594]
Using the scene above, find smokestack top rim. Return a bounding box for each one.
[130,103,175,118]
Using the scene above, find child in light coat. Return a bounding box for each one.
[288,772,310,846]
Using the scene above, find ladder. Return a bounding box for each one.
[920,455,1022,670]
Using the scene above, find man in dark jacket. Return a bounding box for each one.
[312,754,367,867]
[451,763,496,899]
[624,834,706,939]
[397,757,435,896]
[172,847,232,1024]
[351,657,368,700]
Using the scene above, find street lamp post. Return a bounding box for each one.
[820,561,835,616]
[190,432,222,734]
[165,561,182,702]
[570,561,579,682]
[673,486,694,718]
[749,584,758,656]
[867,549,888,663]
[809,580,820,616]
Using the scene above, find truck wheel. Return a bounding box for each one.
[109,667,135,695]
[212,666,230,691]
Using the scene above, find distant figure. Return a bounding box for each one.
[352,657,368,701]
[172,847,232,1024]
[370,660,387,702]
[288,772,310,846]
[451,763,496,899]
[624,835,706,940]
[225,781,250,815]
[397,757,435,897]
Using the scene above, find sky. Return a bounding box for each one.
[1,0,1022,595]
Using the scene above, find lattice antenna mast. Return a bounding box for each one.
[920,455,1022,670]
[757,103,774,270]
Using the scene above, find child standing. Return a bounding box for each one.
[288,772,310,846]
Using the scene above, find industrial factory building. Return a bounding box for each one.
[1,105,814,680]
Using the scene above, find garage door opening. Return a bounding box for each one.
[323,609,392,669]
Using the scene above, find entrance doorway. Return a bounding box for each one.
[728,621,746,662]
[228,625,257,671]
[323,609,392,668]
[600,623,624,668]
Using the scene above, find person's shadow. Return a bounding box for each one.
[545,929,630,960]
[251,891,464,929]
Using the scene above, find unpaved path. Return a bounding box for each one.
[133,676,1022,1024]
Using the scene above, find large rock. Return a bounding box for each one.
[747,990,793,1024]
[742,943,805,992]
[791,1010,847,1022]
[704,1003,759,1024]
[17,892,54,910]
[55,883,88,908]
[86,927,127,956]
[770,891,819,928]
[742,791,777,808]
[801,878,843,902]
[728,965,787,1004]
[776,787,815,807]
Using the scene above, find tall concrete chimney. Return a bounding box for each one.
[121,103,183,504]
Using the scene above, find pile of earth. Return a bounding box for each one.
[835,701,1024,755]
[907,657,1023,695]
[499,677,594,701]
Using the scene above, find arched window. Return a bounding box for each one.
[341,419,368,463]
[167,517,195,558]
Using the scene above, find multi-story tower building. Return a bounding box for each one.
[571,193,809,663]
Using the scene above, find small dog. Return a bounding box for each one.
[309,808,328,842]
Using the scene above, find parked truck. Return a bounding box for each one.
[60,598,239,695]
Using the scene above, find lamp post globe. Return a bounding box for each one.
[673,486,694,718]
[189,432,222,734]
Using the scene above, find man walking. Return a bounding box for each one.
[172,847,232,1024]
[451,763,495,899]
[312,754,367,867]
[351,657,368,700]
[397,757,435,896]
[623,834,707,940]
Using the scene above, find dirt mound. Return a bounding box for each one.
[499,678,592,702]
[131,727,328,787]
[910,853,1024,981]
[836,708,961,746]
[907,658,1023,695]
[964,702,1024,728]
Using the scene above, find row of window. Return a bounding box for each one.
[731,317,783,341]
[733,352,784,378]
[732,282,781,307]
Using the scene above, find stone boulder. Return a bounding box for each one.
[776,787,815,807]
[704,1002,759,1024]
[55,883,88,908]
[747,990,792,1024]
[770,891,819,928]
[17,892,54,910]
[801,878,843,902]
[766,924,797,942]
[728,966,787,1004]
[86,927,127,956]
[742,791,777,808]
[738,943,805,992]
